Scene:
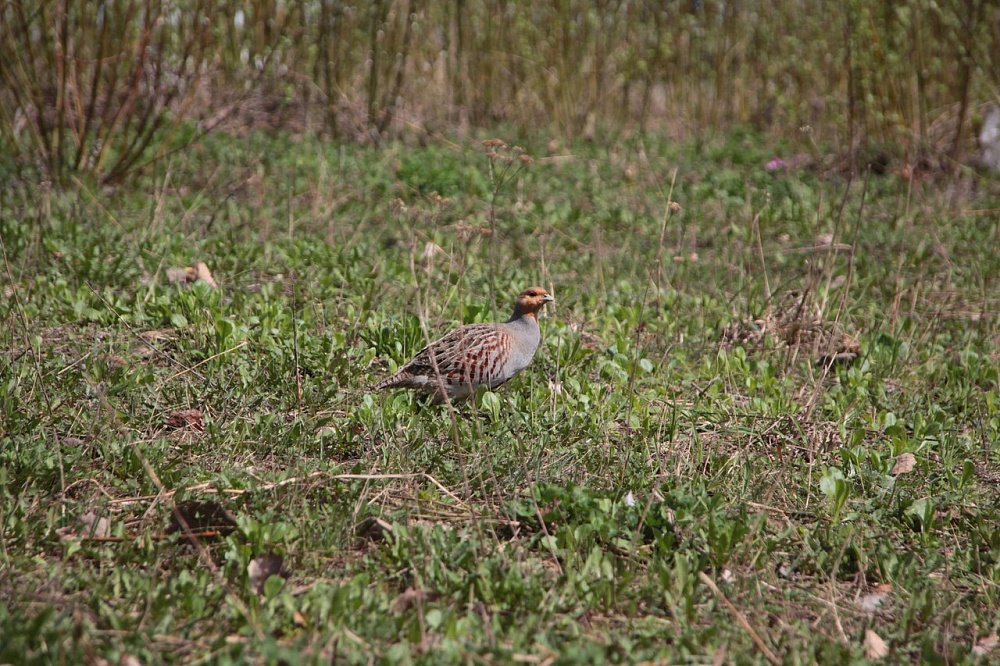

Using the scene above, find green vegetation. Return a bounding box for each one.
[2,129,999,663]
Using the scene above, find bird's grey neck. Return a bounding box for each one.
[508,307,539,323]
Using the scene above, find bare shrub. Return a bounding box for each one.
[0,0,221,184]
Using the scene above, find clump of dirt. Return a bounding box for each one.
[721,289,860,365]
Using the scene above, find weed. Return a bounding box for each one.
[1,130,999,663]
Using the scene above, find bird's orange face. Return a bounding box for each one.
[516,287,555,313]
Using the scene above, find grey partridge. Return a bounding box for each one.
[372,287,555,402]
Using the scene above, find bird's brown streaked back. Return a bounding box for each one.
[371,287,555,402]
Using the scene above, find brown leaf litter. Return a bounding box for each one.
[391,587,438,614]
[974,633,999,657]
[891,453,917,476]
[165,262,218,288]
[857,583,892,613]
[166,409,204,431]
[721,288,860,365]
[864,629,889,660]
[57,510,112,541]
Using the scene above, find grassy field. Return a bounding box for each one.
[2,129,999,664]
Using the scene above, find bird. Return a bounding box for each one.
[371,287,555,402]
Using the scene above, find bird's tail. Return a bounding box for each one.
[367,371,408,392]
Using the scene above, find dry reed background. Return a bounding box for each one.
[2,0,999,184]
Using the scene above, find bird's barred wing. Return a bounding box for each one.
[405,324,510,383]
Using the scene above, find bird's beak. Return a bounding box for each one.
[543,294,555,304]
